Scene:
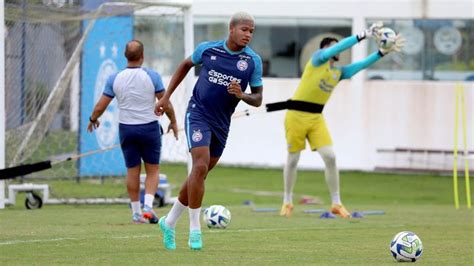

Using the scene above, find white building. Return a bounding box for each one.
[188,0,474,171]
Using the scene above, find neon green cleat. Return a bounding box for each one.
[188,230,203,250]
[159,216,176,250]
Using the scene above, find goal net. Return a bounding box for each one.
[1,0,193,206]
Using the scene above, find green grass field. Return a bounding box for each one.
[1,164,473,265]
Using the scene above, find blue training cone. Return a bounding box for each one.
[319,211,336,219]
[243,200,254,206]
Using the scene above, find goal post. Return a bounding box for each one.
[1,0,193,208]
[0,0,5,209]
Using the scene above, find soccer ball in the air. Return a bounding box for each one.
[390,231,423,262]
[203,205,231,229]
[378,27,397,50]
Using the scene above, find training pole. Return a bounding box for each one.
[453,85,460,209]
[459,84,471,209]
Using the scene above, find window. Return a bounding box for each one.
[194,17,352,78]
[367,19,474,81]
[134,15,185,76]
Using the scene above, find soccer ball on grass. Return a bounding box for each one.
[390,231,423,262]
[203,205,231,229]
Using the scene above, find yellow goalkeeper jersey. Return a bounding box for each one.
[291,59,342,105]
[291,35,383,106]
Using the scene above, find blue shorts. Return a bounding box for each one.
[119,121,162,168]
[185,111,228,158]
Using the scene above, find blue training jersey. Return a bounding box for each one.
[189,40,263,129]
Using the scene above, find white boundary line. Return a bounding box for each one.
[0,224,405,246]
[207,224,405,234]
[0,237,79,246]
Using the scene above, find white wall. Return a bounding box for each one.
[192,0,473,19]
[221,80,474,170]
[187,0,473,170]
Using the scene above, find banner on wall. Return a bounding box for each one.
[79,3,133,176]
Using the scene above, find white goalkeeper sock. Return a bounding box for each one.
[318,146,342,205]
[283,152,300,204]
[189,207,201,231]
[131,201,141,214]
[165,199,187,228]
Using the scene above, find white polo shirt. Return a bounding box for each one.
[103,67,165,125]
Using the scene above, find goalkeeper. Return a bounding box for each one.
[279,23,405,218]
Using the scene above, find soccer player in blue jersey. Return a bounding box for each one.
[279,23,405,218]
[155,12,263,250]
[88,40,178,224]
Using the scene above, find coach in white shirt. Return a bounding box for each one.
[88,40,178,224]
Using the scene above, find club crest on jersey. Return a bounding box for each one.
[236,60,248,71]
[192,130,203,142]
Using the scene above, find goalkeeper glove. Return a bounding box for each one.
[378,34,406,56]
[357,21,383,41]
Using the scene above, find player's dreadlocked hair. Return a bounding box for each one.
[320,37,339,49]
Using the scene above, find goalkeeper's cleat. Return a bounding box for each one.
[159,216,176,250]
[143,205,159,224]
[132,213,147,224]
[279,203,294,217]
[330,204,351,219]
[188,230,203,250]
